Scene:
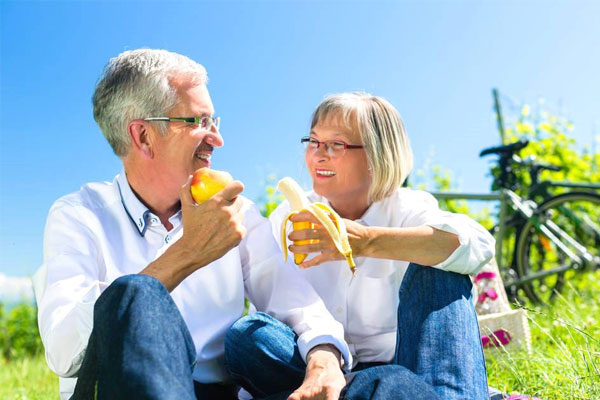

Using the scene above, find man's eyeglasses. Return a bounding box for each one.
[301,136,364,158]
[144,116,220,131]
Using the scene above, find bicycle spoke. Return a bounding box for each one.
[515,192,600,304]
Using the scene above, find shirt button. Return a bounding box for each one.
[151,218,158,224]
[165,235,171,244]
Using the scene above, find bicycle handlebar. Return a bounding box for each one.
[479,140,529,158]
[515,155,562,172]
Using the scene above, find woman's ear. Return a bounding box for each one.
[128,120,154,159]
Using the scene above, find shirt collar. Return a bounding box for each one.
[116,170,152,236]
[358,197,388,227]
[308,190,390,227]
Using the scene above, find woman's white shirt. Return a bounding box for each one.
[269,188,495,365]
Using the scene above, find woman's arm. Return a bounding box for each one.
[357,224,460,265]
[288,215,459,268]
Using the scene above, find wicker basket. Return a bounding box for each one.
[473,258,532,353]
[473,258,511,315]
[478,308,532,353]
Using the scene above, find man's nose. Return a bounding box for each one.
[204,128,224,147]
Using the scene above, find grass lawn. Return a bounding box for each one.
[1,271,598,399]
[0,354,58,399]
[486,269,600,399]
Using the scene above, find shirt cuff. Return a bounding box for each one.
[426,217,494,275]
[297,333,353,373]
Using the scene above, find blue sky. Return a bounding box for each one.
[1,0,599,278]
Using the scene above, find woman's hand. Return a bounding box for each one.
[288,211,371,269]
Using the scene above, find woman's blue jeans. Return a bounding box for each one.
[224,263,488,400]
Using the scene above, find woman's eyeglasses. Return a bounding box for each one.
[301,136,363,158]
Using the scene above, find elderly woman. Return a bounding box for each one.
[226,93,494,400]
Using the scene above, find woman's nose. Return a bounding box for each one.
[314,142,332,159]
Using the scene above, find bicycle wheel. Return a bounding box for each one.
[515,191,600,304]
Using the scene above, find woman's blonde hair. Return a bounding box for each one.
[310,92,413,202]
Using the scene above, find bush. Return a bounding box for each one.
[0,301,43,361]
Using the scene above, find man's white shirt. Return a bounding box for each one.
[269,188,495,367]
[33,171,351,399]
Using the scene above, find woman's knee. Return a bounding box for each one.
[226,312,281,347]
[399,263,473,307]
[225,312,301,386]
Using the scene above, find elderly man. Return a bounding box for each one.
[33,49,353,400]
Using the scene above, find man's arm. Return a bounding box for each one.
[35,202,106,377]
[36,178,246,377]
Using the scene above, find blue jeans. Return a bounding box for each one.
[72,274,238,400]
[224,263,488,400]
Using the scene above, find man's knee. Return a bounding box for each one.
[95,274,169,319]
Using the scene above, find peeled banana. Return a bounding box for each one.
[277,177,356,274]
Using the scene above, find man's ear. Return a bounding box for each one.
[128,120,154,159]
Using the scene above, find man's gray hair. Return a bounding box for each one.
[311,92,414,203]
[93,49,208,157]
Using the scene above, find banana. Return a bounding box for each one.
[277,177,356,274]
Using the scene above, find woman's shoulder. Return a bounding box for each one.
[385,187,438,208]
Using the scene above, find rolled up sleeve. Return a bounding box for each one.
[402,191,496,275]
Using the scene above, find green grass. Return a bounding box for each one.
[1,271,598,399]
[0,354,58,399]
[486,270,600,399]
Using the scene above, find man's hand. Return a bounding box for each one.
[178,175,246,266]
[288,344,346,400]
[141,176,246,291]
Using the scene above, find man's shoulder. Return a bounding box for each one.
[50,178,119,216]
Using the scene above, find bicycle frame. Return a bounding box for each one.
[529,180,600,200]
[432,187,599,288]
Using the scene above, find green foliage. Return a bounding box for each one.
[0,302,44,361]
[257,173,284,218]
[493,104,600,196]
[413,101,600,273]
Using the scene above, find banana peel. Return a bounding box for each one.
[277,177,356,274]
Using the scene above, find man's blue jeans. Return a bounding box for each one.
[224,263,488,400]
[72,274,238,400]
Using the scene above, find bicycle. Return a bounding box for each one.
[433,140,600,304]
